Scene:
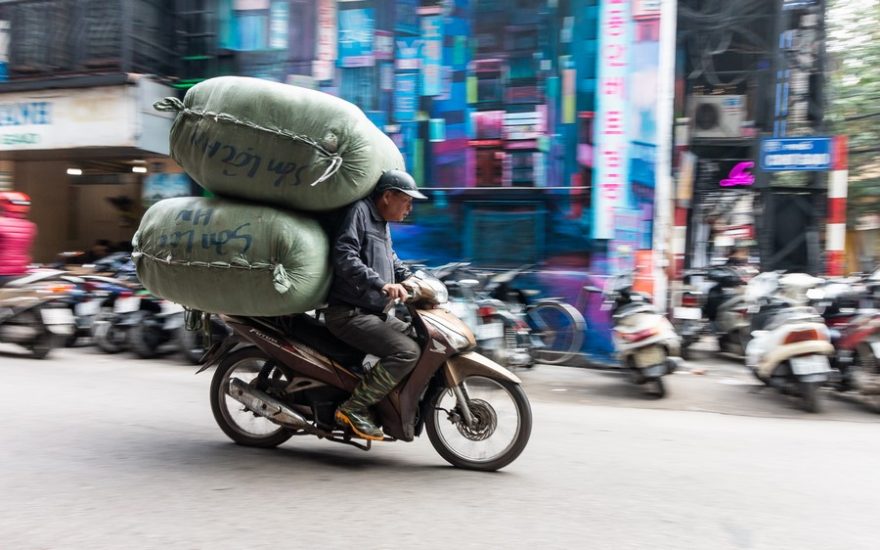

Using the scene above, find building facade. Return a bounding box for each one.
[0,0,678,358]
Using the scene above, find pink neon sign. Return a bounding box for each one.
[720,161,755,187]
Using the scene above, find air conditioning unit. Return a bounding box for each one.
[689,95,746,139]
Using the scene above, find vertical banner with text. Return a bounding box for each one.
[421,15,443,96]
[592,0,632,240]
[314,0,337,81]
[338,8,375,67]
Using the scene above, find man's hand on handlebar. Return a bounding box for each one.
[382,283,410,303]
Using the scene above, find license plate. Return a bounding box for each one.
[790,355,830,376]
[75,300,101,316]
[870,342,880,359]
[114,297,141,313]
[475,322,504,340]
[635,346,666,368]
[41,307,74,325]
[673,307,702,320]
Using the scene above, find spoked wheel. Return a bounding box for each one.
[528,301,586,365]
[426,376,532,471]
[209,347,295,448]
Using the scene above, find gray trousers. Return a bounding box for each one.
[323,306,421,380]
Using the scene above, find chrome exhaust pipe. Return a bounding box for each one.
[227,378,311,431]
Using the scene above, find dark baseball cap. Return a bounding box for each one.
[376,169,427,200]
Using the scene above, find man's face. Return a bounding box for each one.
[379,190,413,222]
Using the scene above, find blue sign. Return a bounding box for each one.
[421,16,443,97]
[394,73,418,122]
[760,137,832,172]
[338,8,375,67]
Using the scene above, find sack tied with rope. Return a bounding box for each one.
[155,76,405,212]
[132,196,332,316]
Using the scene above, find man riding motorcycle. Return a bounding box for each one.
[323,169,428,441]
[0,191,37,286]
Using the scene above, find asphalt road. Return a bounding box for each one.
[1,343,878,550]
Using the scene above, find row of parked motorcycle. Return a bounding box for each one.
[12,249,873,414]
[0,252,223,363]
[673,265,880,413]
[415,261,681,398]
[2,253,683,400]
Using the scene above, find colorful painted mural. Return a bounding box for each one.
[212,0,671,359]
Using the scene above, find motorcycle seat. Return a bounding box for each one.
[281,314,367,371]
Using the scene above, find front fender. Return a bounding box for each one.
[443,352,522,387]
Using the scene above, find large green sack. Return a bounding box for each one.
[154,76,405,212]
[132,196,331,316]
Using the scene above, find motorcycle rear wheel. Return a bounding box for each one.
[210,347,294,448]
[29,330,53,359]
[799,381,821,413]
[129,313,166,359]
[645,377,667,398]
[426,376,532,471]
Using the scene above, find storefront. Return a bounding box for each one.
[0,76,176,262]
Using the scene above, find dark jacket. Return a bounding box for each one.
[327,198,411,313]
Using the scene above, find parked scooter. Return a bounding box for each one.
[593,272,682,397]
[92,287,143,354]
[809,276,880,412]
[744,272,834,412]
[199,270,532,471]
[65,274,135,346]
[127,295,186,359]
[703,265,756,357]
[434,263,544,368]
[179,313,230,365]
[0,270,76,358]
[673,270,707,360]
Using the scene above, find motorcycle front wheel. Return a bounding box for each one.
[92,307,126,354]
[426,376,532,471]
[210,348,295,448]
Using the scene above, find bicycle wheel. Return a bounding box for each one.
[528,301,586,365]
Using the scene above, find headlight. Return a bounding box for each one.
[428,279,449,304]
[423,315,475,353]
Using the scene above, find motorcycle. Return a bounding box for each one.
[809,276,880,412]
[672,270,707,360]
[0,270,76,359]
[92,286,143,354]
[198,270,532,471]
[702,265,756,357]
[744,272,835,412]
[127,294,186,359]
[434,263,541,368]
[179,313,230,365]
[593,272,682,397]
